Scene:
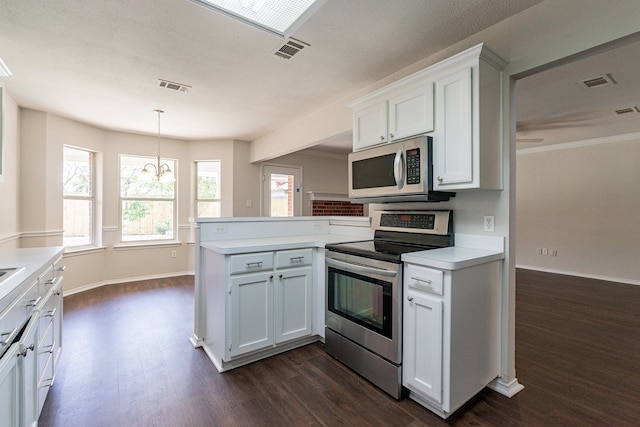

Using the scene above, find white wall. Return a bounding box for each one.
[516,134,640,285]
[0,90,20,248]
[268,151,350,216]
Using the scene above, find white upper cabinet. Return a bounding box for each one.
[351,80,434,151]
[388,84,434,142]
[353,101,388,150]
[433,47,505,190]
[349,43,506,190]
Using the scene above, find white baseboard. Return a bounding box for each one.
[488,377,525,397]
[63,271,195,296]
[516,264,640,287]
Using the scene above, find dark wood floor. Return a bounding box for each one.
[39,270,640,426]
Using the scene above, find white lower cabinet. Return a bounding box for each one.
[0,344,20,426]
[402,261,501,419]
[202,247,315,371]
[403,291,443,404]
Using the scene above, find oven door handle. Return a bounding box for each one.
[393,149,404,189]
[326,258,398,278]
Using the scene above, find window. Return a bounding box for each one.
[195,161,221,217]
[63,146,95,247]
[120,155,176,242]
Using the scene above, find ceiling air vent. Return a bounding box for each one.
[615,106,640,115]
[157,79,191,93]
[273,38,309,60]
[578,74,616,89]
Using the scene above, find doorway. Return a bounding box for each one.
[261,164,302,217]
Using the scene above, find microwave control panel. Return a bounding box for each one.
[406,148,421,184]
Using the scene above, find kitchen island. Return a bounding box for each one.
[191,216,372,372]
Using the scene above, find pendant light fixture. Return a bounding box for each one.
[141,109,175,182]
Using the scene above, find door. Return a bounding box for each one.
[434,66,473,188]
[229,271,274,358]
[388,83,434,141]
[0,345,21,427]
[274,266,312,344]
[403,290,443,404]
[261,164,302,217]
[353,101,388,150]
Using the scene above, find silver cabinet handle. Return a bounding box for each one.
[1,328,18,347]
[380,135,385,141]
[389,133,394,138]
[54,265,66,272]
[269,275,273,280]
[246,261,263,268]
[289,256,304,262]
[407,296,413,301]
[27,296,42,307]
[43,308,57,318]
[437,176,443,182]
[411,277,432,284]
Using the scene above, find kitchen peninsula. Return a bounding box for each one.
[190,216,373,372]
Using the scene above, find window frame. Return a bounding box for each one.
[195,160,222,218]
[118,154,178,244]
[63,145,97,249]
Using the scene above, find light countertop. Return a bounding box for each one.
[0,246,64,303]
[201,233,369,255]
[402,246,504,270]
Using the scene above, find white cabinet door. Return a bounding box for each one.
[403,291,443,404]
[229,271,274,358]
[20,315,39,426]
[274,266,312,344]
[353,101,388,151]
[0,345,21,427]
[388,83,434,141]
[434,67,473,189]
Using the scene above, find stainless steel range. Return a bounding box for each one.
[324,210,453,399]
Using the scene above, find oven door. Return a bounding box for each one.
[325,252,402,364]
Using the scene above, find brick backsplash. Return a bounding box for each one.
[312,200,364,216]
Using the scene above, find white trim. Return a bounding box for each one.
[62,246,107,257]
[0,232,21,244]
[306,192,349,201]
[515,264,640,286]
[113,241,182,250]
[516,131,640,155]
[21,229,64,238]
[63,271,195,296]
[487,377,525,397]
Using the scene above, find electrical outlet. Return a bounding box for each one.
[246,199,252,207]
[214,225,228,234]
[542,248,548,255]
[171,250,177,258]
[483,215,495,232]
[536,248,542,255]
[552,250,557,257]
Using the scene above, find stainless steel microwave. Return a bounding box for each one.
[348,136,454,203]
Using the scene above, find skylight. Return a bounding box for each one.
[190,0,326,38]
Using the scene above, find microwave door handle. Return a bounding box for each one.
[393,149,404,189]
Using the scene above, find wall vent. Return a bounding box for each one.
[273,38,309,60]
[157,79,191,93]
[578,74,616,89]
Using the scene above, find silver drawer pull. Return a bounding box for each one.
[411,276,432,284]
[246,261,263,268]
[43,308,57,318]
[27,296,42,307]
[1,328,19,347]
[54,265,66,272]
[289,256,304,262]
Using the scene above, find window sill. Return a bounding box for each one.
[113,241,182,251]
[63,246,107,257]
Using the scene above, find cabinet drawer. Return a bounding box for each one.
[405,264,443,296]
[275,249,312,269]
[230,252,273,274]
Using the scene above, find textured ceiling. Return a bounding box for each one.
[0,0,637,154]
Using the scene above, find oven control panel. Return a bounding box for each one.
[373,210,451,235]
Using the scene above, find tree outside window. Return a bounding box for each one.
[196,161,221,217]
[120,155,176,242]
[63,146,95,247]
